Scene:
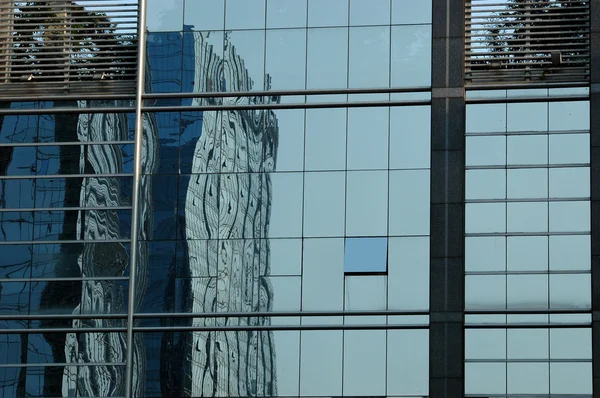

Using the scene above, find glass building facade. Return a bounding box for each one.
[0,0,597,397]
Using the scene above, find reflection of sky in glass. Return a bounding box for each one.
[344,237,388,273]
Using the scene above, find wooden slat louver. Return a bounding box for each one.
[465,0,590,86]
[0,0,137,96]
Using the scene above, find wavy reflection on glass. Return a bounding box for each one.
[176,31,279,397]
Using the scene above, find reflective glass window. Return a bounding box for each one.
[507,168,547,199]
[269,172,303,238]
[347,107,389,170]
[465,363,507,395]
[266,29,307,91]
[466,170,506,200]
[184,0,225,31]
[308,0,348,27]
[466,104,506,133]
[343,330,386,395]
[344,238,388,273]
[465,203,506,234]
[507,363,549,394]
[387,329,429,395]
[465,275,506,310]
[549,167,590,198]
[465,237,506,272]
[507,102,548,132]
[147,0,183,31]
[391,25,431,88]
[549,133,590,164]
[392,0,432,24]
[549,101,590,131]
[388,237,429,310]
[507,135,548,165]
[550,363,592,394]
[346,171,388,236]
[267,0,307,28]
[300,331,343,396]
[302,238,344,311]
[349,26,390,88]
[344,275,387,311]
[303,172,345,237]
[466,136,506,166]
[389,105,431,169]
[307,28,349,89]
[389,170,430,236]
[225,0,266,30]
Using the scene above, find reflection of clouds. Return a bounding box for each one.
[406,30,427,59]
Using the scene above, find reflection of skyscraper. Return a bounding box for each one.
[180,31,279,397]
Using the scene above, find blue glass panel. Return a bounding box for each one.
[147,32,183,93]
[344,237,388,273]
[0,244,32,279]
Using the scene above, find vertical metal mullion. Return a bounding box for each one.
[124,0,148,395]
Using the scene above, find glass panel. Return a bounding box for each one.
[549,101,590,131]
[269,239,302,276]
[308,0,348,27]
[0,244,32,279]
[273,331,301,396]
[303,172,346,237]
[347,107,389,170]
[300,330,343,396]
[184,0,225,31]
[267,0,307,28]
[549,201,590,232]
[0,212,33,242]
[344,238,388,273]
[346,171,388,236]
[507,202,548,233]
[226,30,265,91]
[466,169,506,200]
[391,25,431,88]
[466,104,506,133]
[507,168,547,199]
[549,133,590,164]
[305,108,346,171]
[550,363,592,394]
[465,363,507,395]
[344,275,387,310]
[465,237,506,272]
[147,32,183,94]
[550,328,591,359]
[549,167,590,198]
[465,203,506,234]
[387,330,428,395]
[389,105,431,169]
[147,0,183,31]
[507,236,548,271]
[507,102,548,132]
[465,275,506,310]
[263,276,301,313]
[466,136,506,166]
[307,28,348,89]
[269,172,303,238]
[465,329,506,360]
[507,363,549,394]
[302,238,344,311]
[343,330,386,396]
[507,135,548,165]
[225,0,266,30]
[388,237,429,310]
[349,26,390,88]
[266,29,307,91]
[0,179,35,209]
[392,0,432,24]
[350,0,390,26]
[389,170,430,236]
[549,274,591,309]
[549,235,590,271]
[507,329,548,359]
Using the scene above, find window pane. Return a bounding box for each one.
[466,169,506,200]
[466,136,506,166]
[225,0,266,29]
[549,101,590,131]
[466,104,506,133]
[549,167,590,198]
[147,0,183,31]
[344,275,387,310]
[391,25,431,87]
[507,102,548,132]
[549,133,590,164]
[389,105,431,169]
[392,0,432,24]
[347,107,389,169]
[346,171,388,236]
[465,329,506,360]
[303,172,346,237]
[549,235,590,271]
[507,135,548,165]
[465,237,506,272]
[549,201,590,232]
[269,239,302,276]
[305,108,346,171]
[307,28,348,89]
[343,330,386,395]
[300,331,343,396]
[465,363,506,395]
[466,203,506,234]
[349,26,390,88]
[266,29,307,90]
[507,363,549,394]
[302,238,344,311]
[389,170,430,236]
[344,238,388,273]
[507,275,548,309]
[308,0,348,27]
[550,363,592,394]
[387,329,429,395]
[507,168,547,199]
[184,0,225,31]
[269,172,303,238]
[267,0,307,28]
[549,274,591,309]
[507,202,548,233]
[507,236,548,271]
[465,275,506,310]
[350,0,390,25]
[388,237,429,310]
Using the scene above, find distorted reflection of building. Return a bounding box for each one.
[144,28,280,397]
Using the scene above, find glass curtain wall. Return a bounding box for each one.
[464,89,592,397]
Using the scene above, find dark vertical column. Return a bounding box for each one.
[590,1,600,397]
[429,1,465,398]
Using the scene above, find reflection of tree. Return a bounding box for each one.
[5,0,135,81]
[470,0,588,76]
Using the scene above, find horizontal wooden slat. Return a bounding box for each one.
[465,0,590,86]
